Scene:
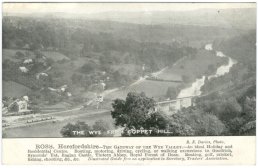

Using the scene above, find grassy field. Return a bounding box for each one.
[42,51,70,61]
[106,49,224,101]
[107,80,179,100]
[111,64,141,76]
[159,49,224,82]
[3,49,34,62]
[3,81,31,98]
[3,112,113,138]
[3,49,70,62]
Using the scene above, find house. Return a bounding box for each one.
[205,44,213,51]
[36,73,48,79]
[8,96,30,113]
[142,64,145,71]
[22,44,30,50]
[23,59,33,64]
[67,92,72,97]
[2,102,8,114]
[100,82,106,90]
[60,85,68,92]
[48,87,58,92]
[216,51,225,57]
[19,66,29,73]
[96,95,104,103]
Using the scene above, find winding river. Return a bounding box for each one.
[175,44,237,110]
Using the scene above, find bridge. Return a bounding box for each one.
[145,77,183,83]
[155,96,197,114]
[154,89,223,114]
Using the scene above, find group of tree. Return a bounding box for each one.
[60,120,113,137]
[199,30,256,135]
[60,86,255,137]
[3,16,198,72]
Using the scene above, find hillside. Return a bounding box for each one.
[3,81,31,98]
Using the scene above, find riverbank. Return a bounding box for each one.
[2,46,227,138]
[175,44,237,110]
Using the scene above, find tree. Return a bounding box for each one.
[60,121,91,137]
[92,120,113,137]
[46,58,54,66]
[15,51,25,59]
[80,62,96,73]
[207,64,215,73]
[168,114,195,136]
[218,98,242,123]
[182,75,191,83]
[242,97,256,121]
[170,108,226,136]
[60,120,114,137]
[166,86,178,99]
[111,92,155,129]
[227,117,245,135]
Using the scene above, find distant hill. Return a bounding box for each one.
[4,8,256,30]
[86,8,256,30]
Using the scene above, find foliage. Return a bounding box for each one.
[111,92,155,129]
[171,108,226,136]
[60,121,92,137]
[166,86,179,99]
[60,120,113,137]
[182,75,191,83]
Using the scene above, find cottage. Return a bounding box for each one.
[100,82,106,90]
[205,44,213,51]
[102,71,106,75]
[60,85,68,92]
[48,87,58,92]
[8,97,30,113]
[19,66,29,73]
[216,51,225,57]
[22,44,30,50]
[2,102,8,114]
[96,95,104,103]
[23,59,33,64]
[142,64,145,71]
[36,73,48,79]
[67,92,72,97]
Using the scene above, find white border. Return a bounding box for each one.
[0,1,257,168]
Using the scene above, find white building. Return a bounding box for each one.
[96,95,104,103]
[36,73,48,79]
[100,82,106,90]
[205,44,213,51]
[23,59,33,64]
[8,96,30,113]
[19,66,29,73]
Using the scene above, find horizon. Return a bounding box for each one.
[3,2,256,15]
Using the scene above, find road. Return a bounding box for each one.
[129,66,168,87]
[2,64,172,130]
[4,107,111,129]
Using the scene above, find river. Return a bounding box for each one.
[175,44,237,110]
[3,44,237,137]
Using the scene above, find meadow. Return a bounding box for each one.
[3,81,31,98]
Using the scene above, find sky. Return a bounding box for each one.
[3,3,256,14]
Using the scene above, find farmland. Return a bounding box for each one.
[159,49,227,82]
[107,48,225,101]
[3,110,113,138]
[2,6,255,138]
[3,81,31,98]
[42,51,70,61]
[3,49,34,62]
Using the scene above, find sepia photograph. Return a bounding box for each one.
[2,2,256,139]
